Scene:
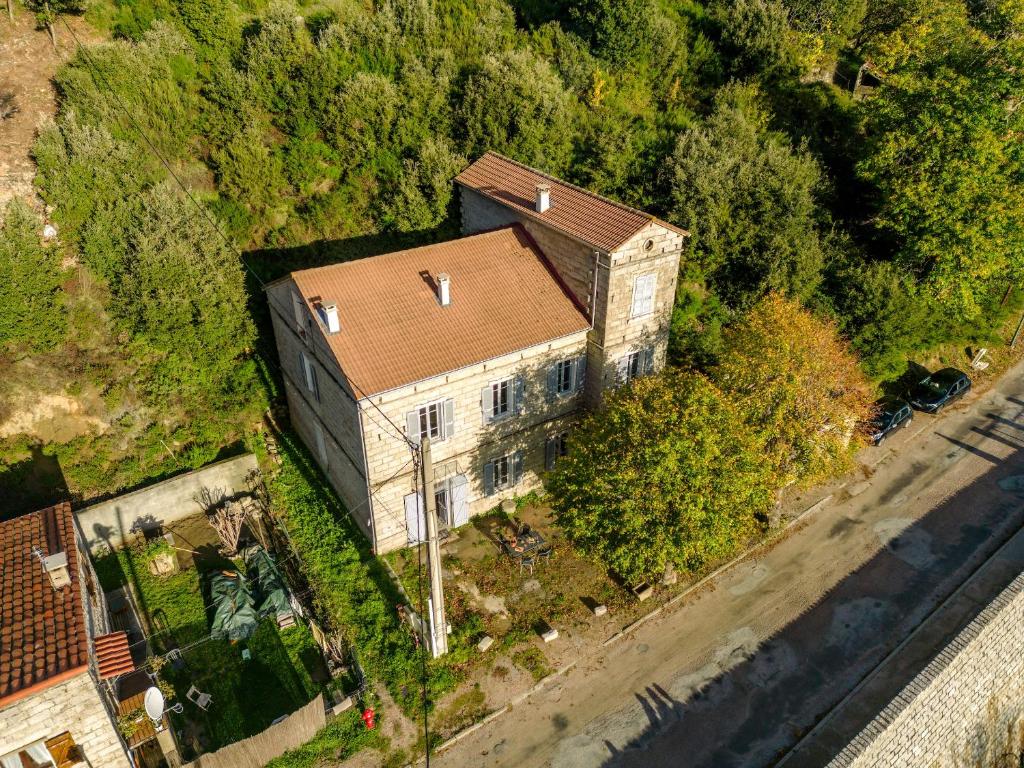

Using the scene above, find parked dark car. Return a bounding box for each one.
[908,368,971,413]
[868,398,914,445]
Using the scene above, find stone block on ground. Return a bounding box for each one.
[592,604,608,617]
[477,635,494,652]
[541,628,559,643]
[633,584,654,602]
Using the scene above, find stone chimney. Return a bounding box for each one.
[321,302,341,333]
[535,184,551,214]
[41,550,71,590]
[437,273,451,307]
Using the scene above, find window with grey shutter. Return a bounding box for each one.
[574,355,587,391]
[545,437,557,471]
[406,411,421,443]
[483,460,495,495]
[546,364,559,402]
[292,291,305,332]
[512,450,524,485]
[481,385,494,424]
[300,351,319,402]
[314,423,328,467]
[643,347,655,374]
[514,376,525,414]
[443,398,455,438]
[630,273,656,318]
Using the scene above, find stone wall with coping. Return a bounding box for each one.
[828,572,1024,767]
[0,671,131,768]
[77,454,258,553]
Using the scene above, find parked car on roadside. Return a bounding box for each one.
[868,398,914,445]
[908,368,971,413]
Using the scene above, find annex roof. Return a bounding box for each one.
[286,225,591,397]
[455,152,689,252]
[94,631,134,680]
[0,503,88,705]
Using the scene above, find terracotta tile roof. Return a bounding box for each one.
[455,152,689,252]
[94,631,133,679]
[287,225,591,397]
[0,502,88,704]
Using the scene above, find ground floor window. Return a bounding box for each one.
[545,431,570,470]
[1,740,57,768]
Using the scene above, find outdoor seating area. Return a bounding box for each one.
[500,520,553,574]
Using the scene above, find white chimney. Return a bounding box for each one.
[42,551,71,590]
[437,273,451,307]
[535,184,551,214]
[321,302,341,333]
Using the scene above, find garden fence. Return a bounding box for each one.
[179,693,326,768]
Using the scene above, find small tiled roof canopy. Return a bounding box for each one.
[94,631,134,679]
[287,225,591,397]
[0,502,88,705]
[455,151,689,252]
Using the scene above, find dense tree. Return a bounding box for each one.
[457,49,574,172]
[549,371,773,583]
[856,0,1024,318]
[568,0,657,65]
[0,202,65,352]
[384,138,467,232]
[716,0,792,76]
[712,293,872,484]
[668,84,827,308]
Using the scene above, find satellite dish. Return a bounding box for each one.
[144,686,165,722]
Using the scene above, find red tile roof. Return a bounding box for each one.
[287,225,591,396]
[0,503,88,705]
[455,152,689,252]
[94,631,133,679]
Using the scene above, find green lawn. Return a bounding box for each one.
[94,539,324,753]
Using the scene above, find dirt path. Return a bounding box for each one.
[431,358,1024,767]
[0,10,99,209]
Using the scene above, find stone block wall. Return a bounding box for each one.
[363,331,589,552]
[829,572,1024,767]
[0,672,131,767]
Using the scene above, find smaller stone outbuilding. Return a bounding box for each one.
[0,503,132,768]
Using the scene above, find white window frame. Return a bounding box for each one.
[625,351,643,382]
[630,273,656,319]
[492,454,511,491]
[292,291,305,333]
[555,359,574,395]
[417,400,445,442]
[491,378,512,419]
[1,741,55,768]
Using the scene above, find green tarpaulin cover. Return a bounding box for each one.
[244,546,293,620]
[207,570,259,641]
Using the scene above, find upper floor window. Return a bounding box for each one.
[406,399,455,444]
[292,291,305,332]
[484,450,524,495]
[630,273,656,318]
[547,355,587,400]
[618,348,654,384]
[299,351,319,402]
[482,376,524,424]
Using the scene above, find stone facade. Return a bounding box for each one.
[268,176,684,553]
[0,671,130,768]
[828,572,1024,767]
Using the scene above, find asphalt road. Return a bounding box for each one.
[432,359,1024,768]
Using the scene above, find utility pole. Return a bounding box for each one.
[420,437,448,657]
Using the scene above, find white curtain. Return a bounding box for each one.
[0,752,24,768]
[25,741,55,766]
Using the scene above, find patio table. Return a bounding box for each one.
[502,529,548,560]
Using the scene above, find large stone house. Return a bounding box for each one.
[0,503,133,768]
[266,152,687,553]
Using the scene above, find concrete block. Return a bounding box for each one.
[633,584,654,602]
[593,604,608,617]
[477,635,494,652]
[331,696,354,715]
[541,628,559,643]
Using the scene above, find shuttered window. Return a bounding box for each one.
[406,399,455,443]
[617,347,655,384]
[630,273,656,318]
[314,423,328,467]
[545,431,570,470]
[482,376,524,423]
[484,450,524,495]
[547,355,588,400]
[299,351,320,402]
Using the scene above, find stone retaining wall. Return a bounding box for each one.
[830,572,1024,767]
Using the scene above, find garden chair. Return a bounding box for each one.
[537,546,553,567]
[187,685,212,711]
[520,556,535,575]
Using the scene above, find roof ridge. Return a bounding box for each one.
[482,151,658,226]
[288,225,522,280]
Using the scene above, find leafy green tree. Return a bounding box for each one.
[24,0,84,48]
[712,292,872,485]
[549,371,773,584]
[856,0,1024,317]
[568,0,657,66]
[0,201,65,352]
[114,183,256,405]
[174,0,239,53]
[384,138,466,232]
[716,0,792,76]
[668,84,827,308]
[457,49,574,172]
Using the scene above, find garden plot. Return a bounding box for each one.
[93,512,329,760]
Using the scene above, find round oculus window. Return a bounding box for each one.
[643,238,655,252]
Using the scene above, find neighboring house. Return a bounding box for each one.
[266,152,687,553]
[0,503,133,768]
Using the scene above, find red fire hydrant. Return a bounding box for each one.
[361,707,376,730]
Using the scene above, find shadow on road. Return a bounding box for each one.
[594,401,1024,768]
